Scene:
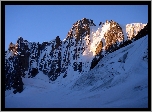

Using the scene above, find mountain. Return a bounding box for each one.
[5,35,148,108]
[5,18,148,108]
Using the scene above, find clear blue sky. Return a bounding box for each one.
[5,5,148,50]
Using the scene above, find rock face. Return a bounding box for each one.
[105,20,124,50]
[8,42,18,56]
[38,36,62,81]
[5,54,24,93]
[61,18,96,75]
[5,18,148,93]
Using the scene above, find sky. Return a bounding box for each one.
[5,5,148,50]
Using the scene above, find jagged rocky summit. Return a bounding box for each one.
[5,18,148,94]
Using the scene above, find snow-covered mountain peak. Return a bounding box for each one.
[88,20,124,56]
[66,18,96,42]
[126,23,147,40]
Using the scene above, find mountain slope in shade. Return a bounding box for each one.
[5,35,148,108]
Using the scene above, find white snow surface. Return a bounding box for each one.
[5,35,148,108]
[89,22,110,56]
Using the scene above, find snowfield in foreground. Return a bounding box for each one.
[5,35,148,108]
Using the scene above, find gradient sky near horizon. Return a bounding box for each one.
[5,5,148,50]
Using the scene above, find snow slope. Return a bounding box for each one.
[5,35,148,108]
